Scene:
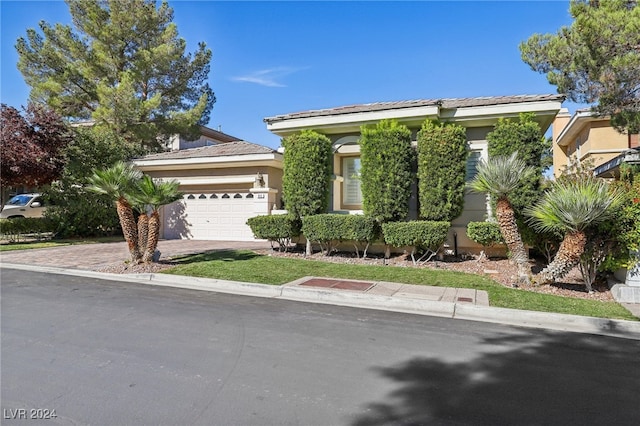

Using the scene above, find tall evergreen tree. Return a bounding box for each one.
[16,0,215,149]
[520,0,640,132]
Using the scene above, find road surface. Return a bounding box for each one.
[2,269,639,425]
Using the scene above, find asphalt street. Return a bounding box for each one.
[2,269,639,425]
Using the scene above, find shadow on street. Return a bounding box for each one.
[353,331,640,425]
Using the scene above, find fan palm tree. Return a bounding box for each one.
[526,177,622,286]
[130,175,182,263]
[468,152,535,284]
[88,162,142,263]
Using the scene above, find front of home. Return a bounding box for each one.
[136,95,564,252]
[265,94,564,254]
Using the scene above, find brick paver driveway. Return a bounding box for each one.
[0,240,272,271]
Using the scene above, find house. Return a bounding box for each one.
[265,94,564,254]
[133,126,283,241]
[552,108,640,179]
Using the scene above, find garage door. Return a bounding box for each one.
[162,192,258,241]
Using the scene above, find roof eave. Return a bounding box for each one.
[133,152,283,172]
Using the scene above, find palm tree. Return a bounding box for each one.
[525,177,622,286]
[130,175,181,263]
[468,152,535,285]
[88,162,142,263]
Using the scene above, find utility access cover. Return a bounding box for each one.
[299,278,374,292]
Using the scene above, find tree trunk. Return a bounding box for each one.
[143,210,160,263]
[137,213,149,255]
[495,197,530,285]
[305,238,312,257]
[116,197,141,263]
[534,230,587,286]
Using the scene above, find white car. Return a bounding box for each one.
[0,193,47,219]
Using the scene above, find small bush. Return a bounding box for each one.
[246,214,301,252]
[382,221,450,264]
[342,215,380,258]
[467,221,505,259]
[0,217,56,242]
[302,214,347,255]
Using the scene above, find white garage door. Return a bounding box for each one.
[162,192,257,241]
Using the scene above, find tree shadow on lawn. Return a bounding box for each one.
[352,330,640,426]
[170,249,262,265]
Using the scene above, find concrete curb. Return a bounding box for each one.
[3,263,639,340]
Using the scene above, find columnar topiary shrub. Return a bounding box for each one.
[382,221,450,264]
[417,120,468,221]
[359,120,413,224]
[487,113,549,216]
[247,214,301,252]
[466,221,505,260]
[282,130,332,255]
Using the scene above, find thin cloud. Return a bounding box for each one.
[231,66,307,87]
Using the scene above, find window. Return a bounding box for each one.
[466,150,482,182]
[343,157,362,205]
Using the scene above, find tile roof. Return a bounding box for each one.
[264,94,565,123]
[136,141,276,161]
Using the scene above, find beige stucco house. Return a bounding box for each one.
[265,94,564,254]
[134,126,283,241]
[552,108,640,179]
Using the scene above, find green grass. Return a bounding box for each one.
[163,250,637,321]
[0,236,124,251]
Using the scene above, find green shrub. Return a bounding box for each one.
[382,220,450,264]
[417,120,468,221]
[360,119,414,223]
[0,217,56,242]
[246,214,301,252]
[466,221,506,259]
[342,215,380,258]
[487,113,549,216]
[302,214,347,255]
[282,130,332,218]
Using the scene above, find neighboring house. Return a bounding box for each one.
[133,129,283,241]
[264,94,564,254]
[552,108,640,179]
[165,125,242,151]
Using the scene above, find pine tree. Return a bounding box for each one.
[16,0,215,149]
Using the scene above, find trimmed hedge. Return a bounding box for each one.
[417,120,468,221]
[360,119,414,223]
[382,220,450,263]
[0,217,56,242]
[302,214,380,257]
[466,221,506,259]
[302,214,346,255]
[342,215,380,258]
[466,221,505,247]
[246,214,301,252]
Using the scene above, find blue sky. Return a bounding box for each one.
[1,1,584,149]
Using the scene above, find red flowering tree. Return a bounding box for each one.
[1,103,71,204]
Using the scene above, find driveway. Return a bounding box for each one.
[0,239,273,271]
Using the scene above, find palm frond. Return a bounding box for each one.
[87,161,141,200]
[468,152,535,198]
[526,177,623,233]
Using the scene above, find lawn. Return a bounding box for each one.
[163,250,637,321]
[0,236,124,251]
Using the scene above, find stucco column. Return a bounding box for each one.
[249,187,278,216]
